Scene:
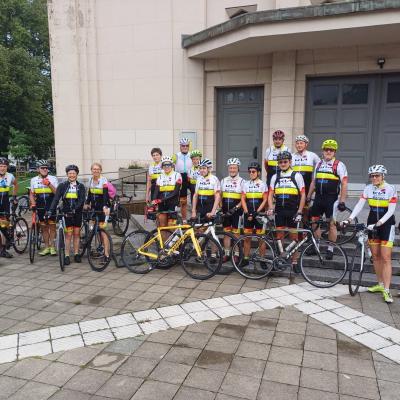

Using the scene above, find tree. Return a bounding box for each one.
[0,0,53,159]
[8,127,32,163]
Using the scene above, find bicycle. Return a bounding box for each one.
[17,193,30,216]
[121,217,223,280]
[0,206,29,256]
[232,213,348,287]
[28,207,44,263]
[109,194,130,236]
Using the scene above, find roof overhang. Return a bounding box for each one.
[182,0,400,59]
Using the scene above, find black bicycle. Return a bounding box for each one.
[28,207,44,263]
[0,206,29,256]
[109,195,130,236]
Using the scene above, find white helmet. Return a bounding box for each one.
[179,137,190,145]
[227,158,241,166]
[161,156,173,166]
[199,158,213,168]
[295,135,309,143]
[368,164,387,176]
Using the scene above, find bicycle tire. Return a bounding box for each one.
[12,217,29,254]
[147,228,179,270]
[217,231,241,274]
[17,195,29,216]
[58,228,65,272]
[300,239,347,288]
[36,229,43,250]
[232,234,275,279]
[87,228,113,272]
[112,205,130,236]
[29,223,37,263]
[121,230,152,274]
[180,233,222,280]
[79,220,89,255]
[349,243,364,296]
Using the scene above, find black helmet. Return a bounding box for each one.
[65,164,79,174]
[0,158,9,166]
[277,151,292,161]
[248,161,261,172]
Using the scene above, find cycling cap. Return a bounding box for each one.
[37,160,49,167]
[199,158,213,168]
[190,149,202,158]
[0,158,9,166]
[65,164,79,174]
[248,161,261,172]
[161,156,173,166]
[295,135,309,143]
[179,137,190,145]
[322,139,338,150]
[368,164,387,176]
[272,130,285,140]
[227,158,241,166]
[277,151,292,161]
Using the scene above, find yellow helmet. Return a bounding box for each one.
[322,139,338,151]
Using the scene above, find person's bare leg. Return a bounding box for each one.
[380,246,392,290]
[370,244,383,282]
[73,227,80,255]
[65,231,72,256]
[49,224,56,249]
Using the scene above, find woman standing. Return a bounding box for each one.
[146,148,162,202]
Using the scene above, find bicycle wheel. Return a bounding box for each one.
[79,221,89,255]
[300,239,347,288]
[121,230,152,274]
[146,228,179,269]
[217,231,242,274]
[180,233,222,280]
[13,217,29,254]
[232,235,275,279]
[87,228,113,272]
[58,228,65,272]
[349,244,364,296]
[320,207,358,245]
[29,223,37,263]
[36,229,43,250]
[112,205,130,236]
[17,195,29,216]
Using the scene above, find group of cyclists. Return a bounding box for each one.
[146,132,397,304]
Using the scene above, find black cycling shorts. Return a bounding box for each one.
[197,203,213,219]
[275,209,297,228]
[243,214,264,234]
[180,173,189,198]
[65,211,83,229]
[158,201,177,214]
[222,209,242,233]
[311,195,337,219]
[37,209,56,224]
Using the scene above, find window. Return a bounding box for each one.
[387,82,400,103]
[313,85,338,106]
[224,92,234,104]
[342,84,368,105]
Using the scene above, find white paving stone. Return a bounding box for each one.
[352,316,387,331]
[181,301,209,313]
[278,295,303,306]
[313,299,344,310]
[19,329,49,346]
[243,291,270,302]
[19,341,52,359]
[294,291,322,301]
[112,324,142,340]
[0,348,17,363]
[378,344,400,363]
[353,332,392,350]
[83,329,114,346]
[330,320,367,337]
[139,319,169,335]
[189,310,219,323]
[294,302,324,315]
[223,294,249,305]
[165,314,195,328]
[374,326,400,344]
[234,302,263,315]
[202,298,229,309]
[0,334,17,350]
[311,311,344,325]
[333,307,364,320]
[213,306,242,318]
[134,309,162,323]
[157,305,185,318]
[107,314,136,328]
[280,285,306,295]
[297,282,319,290]
[263,287,287,298]
[80,318,109,333]
[256,298,282,310]
[50,323,81,340]
[52,335,85,352]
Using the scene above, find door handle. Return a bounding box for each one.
[253,146,258,159]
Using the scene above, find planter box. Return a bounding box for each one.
[118,168,147,184]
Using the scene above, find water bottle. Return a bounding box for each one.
[286,240,297,253]
[167,232,180,248]
[277,239,284,255]
[103,215,109,228]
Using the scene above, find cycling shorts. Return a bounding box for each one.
[65,211,83,231]
[197,202,213,219]
[243,214,264,234]
[180,173,189,198]
[0,202,10,227]
[222,209,242,234]
[158,200,178,214]
[275,209,297,229]
[367,222,395,248]
[310,195,338,220]
[37,209,56,225]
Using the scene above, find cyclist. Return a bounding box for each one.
[344,165,397,303]
[191,158,220,221]
[172,138,192,223]
[264,130,291,187]
[188,149,202,201]
[0,158,18,258]
[85,162,111,262]
[267,151,305,272]
[220,158,244,262]
[146,148,162,202]
[152,156,182,228]
[307,139,348,260]
[241,161,268,267]
[48,165,86,265]
[29,160,58,256]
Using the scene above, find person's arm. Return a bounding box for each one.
[258,191,268,213]
[210,191,220,216]
[191,193,198,217]
[145,174,152,202]
[241,192,248,214]
[29,180,36,207]
[267,189,274,212]
[297,174,306,214]
[12,177,18,198]
[349,197,367,221]
[307,178,315,202]
[102,183,110,208]
[339,177,348,204]
[75,183,86,210]
[161,182,181,202]
[47,178,57,194]
[49,183,64,214]
[378,202,396,225]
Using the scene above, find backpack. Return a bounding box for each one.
[316,159,340,177]
[106,182,117,199]
[274,170,300,193]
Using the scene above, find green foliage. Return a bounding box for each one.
[0,0,53,159]
[8,127,32,162]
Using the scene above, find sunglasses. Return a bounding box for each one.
[278,160,289,164]
[163,163,172,167]
[369,174,381,178]
[249,170,258,174]
[323,148,335,152]
[180,144,189,147]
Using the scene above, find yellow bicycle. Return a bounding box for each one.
[121,221,223,280]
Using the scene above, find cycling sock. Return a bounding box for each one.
[224,249,230,256]
[327,245,333,252]
[379,282,384,287]
[384,288,390,292]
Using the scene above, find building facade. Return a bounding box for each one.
[48,0,400,187]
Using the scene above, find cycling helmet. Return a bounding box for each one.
[322,139,338,151]
[161,156,173,166]
[65,164,79,174]
[190,149,202,158]
[199,158,213,168]
[179,137,190,145]
[0,158,9,166]
[227,158,241,167]
[248,161,261,172]
[272,130,285,140]
[277,151,292,161]
[295,135,309,143]
[368,164,387,176]
[36,160,49,168]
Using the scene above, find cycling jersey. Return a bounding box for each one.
[292,151,320,193]
[0,172,15,225]
[188,166,200,199]
[173,152,192,174]
[155,171,182,212]
[221,175,244,211]
[86,176,110,210]
[243,179,267,213]
[265,145,291,186]
[30,175,58,221]
[269,169,305,211]
[195,174,220,212]
[148,162,162,183]
[314,158,347,196]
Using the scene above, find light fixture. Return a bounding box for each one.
[377,57,386,69]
